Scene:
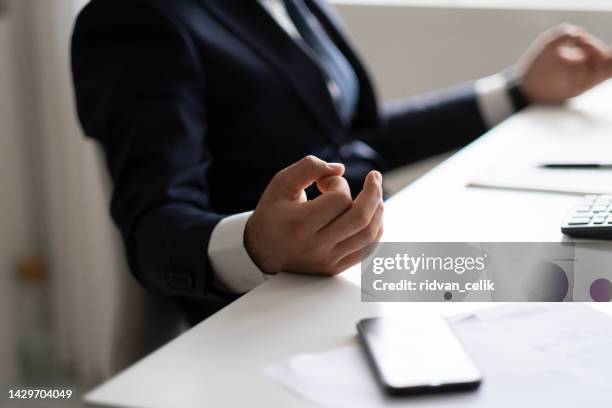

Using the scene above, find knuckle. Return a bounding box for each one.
[558,23,583,38]
[545,24,570,41]
[355,209,371,229]
[367,181,382,199]
[301,155,319,167]
[368,223,379,241]
[271,169,288,186]
[374,225,384,241]
[331,191,353,210]
[362,224,378,244]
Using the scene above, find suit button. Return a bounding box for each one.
[167,271,194,290]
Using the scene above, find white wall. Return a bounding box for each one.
[0,1,37,385]
[335,3,612,100]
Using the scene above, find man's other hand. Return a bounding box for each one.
[244,155,384,276]
[519,23,612,104]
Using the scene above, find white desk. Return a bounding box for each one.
[85,82,612,408]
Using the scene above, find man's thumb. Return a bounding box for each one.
[269,155,344,200]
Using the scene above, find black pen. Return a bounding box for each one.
[539,163,612,169]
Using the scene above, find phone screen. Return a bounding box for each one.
[357,315,482,395]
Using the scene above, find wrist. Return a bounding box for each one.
[503,67,532,110]
[244,215,281,275]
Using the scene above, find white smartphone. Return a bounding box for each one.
[357,315,482,395]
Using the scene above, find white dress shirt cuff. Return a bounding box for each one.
[475,73,514,129]
[208,211,271,294]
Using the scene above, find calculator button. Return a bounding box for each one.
[573,212,593,218]
[591,205,608,212]
[567,218,592,225]
[575,205,592,212]
[592,217,607,224]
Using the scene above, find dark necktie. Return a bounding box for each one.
[282,0,359,125]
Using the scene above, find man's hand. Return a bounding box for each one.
[245,155,384,276]
[519,23,612,104]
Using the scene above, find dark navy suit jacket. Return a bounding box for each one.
[71,0,490,323]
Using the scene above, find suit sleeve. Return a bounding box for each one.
[355,82,489,172]
[71,0,225,300]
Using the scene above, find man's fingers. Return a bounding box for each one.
[317,174,349,194]
[560,34,612,87]
[578,39,612,84]
[552,27,610,64]
[579,33,610,57]
[321,170,383,243]
[333,225,384,275]
[334,203,384,256]
[574,35,609,66]
[305,176,353,228]
[558,46,587,65]
[270,156,344,200]
[547,24,585,48]
[580,37,612,78]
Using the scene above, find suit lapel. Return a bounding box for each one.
[305,0,380,129]
[200,0,344,141]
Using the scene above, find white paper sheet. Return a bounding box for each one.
[467,105,612,195]
[469,165,612,195]
[263,304,612,407]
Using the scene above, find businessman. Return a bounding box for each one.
[71,0,612,323]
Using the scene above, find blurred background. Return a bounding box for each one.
[1,0,611,404]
